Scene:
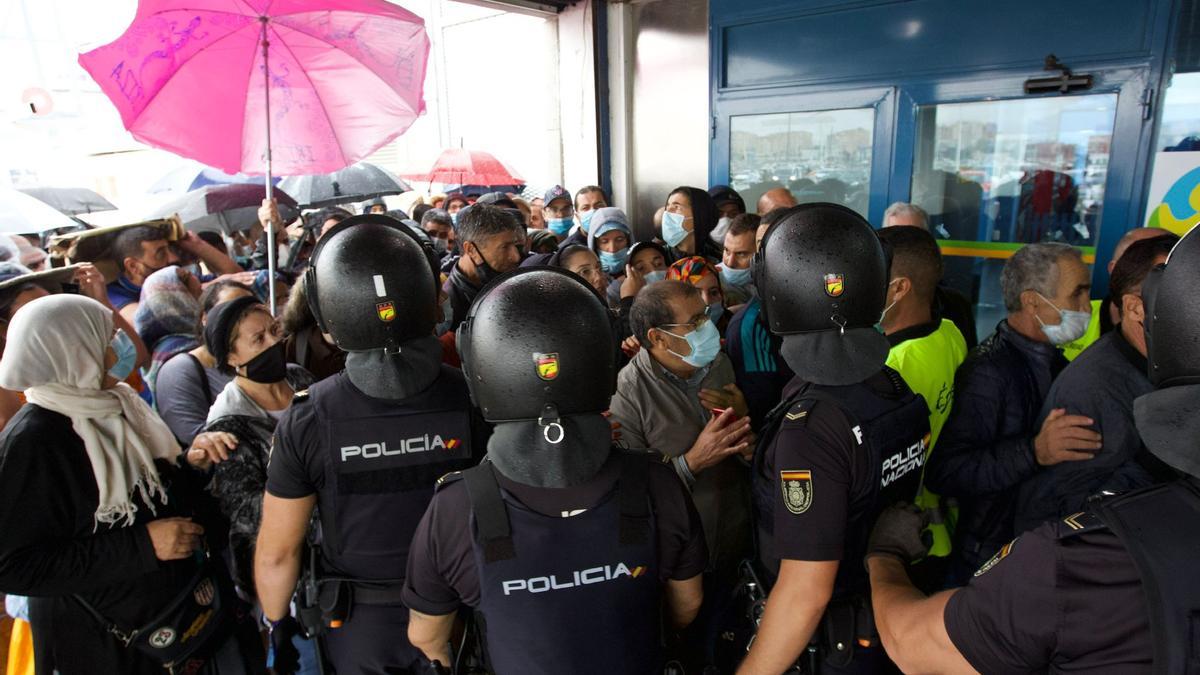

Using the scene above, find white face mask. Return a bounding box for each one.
[1035,292,1092,345]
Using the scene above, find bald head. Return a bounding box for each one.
[1110,228,1173,273]
[757,187,798,215]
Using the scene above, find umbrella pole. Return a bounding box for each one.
[260,17,277,316]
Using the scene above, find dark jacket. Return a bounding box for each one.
[0,405,215,674]
[926,320,1066,577]
[1013,329,1172,533]
[444,260,482,332]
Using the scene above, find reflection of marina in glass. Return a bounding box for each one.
[909,94,1119,334]
[729,108,875,216]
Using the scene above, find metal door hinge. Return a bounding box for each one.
[1140,88,1154,121]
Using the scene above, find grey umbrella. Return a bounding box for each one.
[18,187,116,215]
[279,162,411,208]
[148,183,300,234]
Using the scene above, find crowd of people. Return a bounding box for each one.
[0,177,1193,675]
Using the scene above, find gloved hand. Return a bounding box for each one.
[864,502,932,569]
[266,615,302,675]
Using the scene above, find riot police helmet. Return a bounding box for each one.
[306,214,440,352]
[457,266,616,423]
[1137,226,1200,478]
[753,202,890,385]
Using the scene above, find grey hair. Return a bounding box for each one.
[1000,242,1082,313]
[883,202,929,229]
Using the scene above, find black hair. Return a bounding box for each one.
[1109,234,1180,318]
[457,204,524,246]
[112,225,167,273]
[726,213,761,239]
[630,280,701,349]
[0,283,41,321]
[761,207,792,227]
[196,279,254,339]
[876,225,944,303]
[412,203,433,222]
[311,206,352,228]
[197,230,227,255]
[574,185,608,209]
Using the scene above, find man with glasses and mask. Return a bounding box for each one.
[609,279,755,670]
[107,225,240,322]
[443,205,525,331]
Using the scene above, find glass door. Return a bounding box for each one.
[908,94,1121,331]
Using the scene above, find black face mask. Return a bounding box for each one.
[470,245,502,286]
[240,340,288,383]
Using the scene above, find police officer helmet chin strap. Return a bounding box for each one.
[486,408,613,489]
[344,335,442,401]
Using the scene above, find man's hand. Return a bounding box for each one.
[73,264,112,309]
[865,503,931,568]
[699,383,750,419]
[620,335,641,359]
[684,409,753,474]
[266,615,301,675]
[620,263,646,300]
[258,198,284,233]
[1034,408,1101,466]
[186,431,240,470]
[146,518,205,561]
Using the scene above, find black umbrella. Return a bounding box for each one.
[19,187,116,215]
[149,183,300,234]
[279,162,411,208]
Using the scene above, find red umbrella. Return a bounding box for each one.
[402,149,523,186]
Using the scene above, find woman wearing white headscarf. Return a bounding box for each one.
[0,294,261,674]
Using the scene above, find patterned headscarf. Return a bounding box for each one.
[133,265,201,399]
[667,256,722,291]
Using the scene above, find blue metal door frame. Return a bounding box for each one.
[708,0,1181,298]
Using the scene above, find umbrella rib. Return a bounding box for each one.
[269,16,423,115]
[266,24,348,168]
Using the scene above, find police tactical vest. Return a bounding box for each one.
[1089,480,1200,674]
[310,368,475,582]
[459,456,662,675]
[754,368,930,597]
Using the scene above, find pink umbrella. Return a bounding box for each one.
[79,0,430,311]
[402,149,525,186]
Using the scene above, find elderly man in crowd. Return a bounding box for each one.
[1014,233,1179,532]
[926,242,1101,583]
[755,187,798,215]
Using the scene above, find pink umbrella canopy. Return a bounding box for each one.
[78,0,430,177]
[402,148,525,186]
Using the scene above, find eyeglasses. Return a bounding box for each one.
[657,314,710,334]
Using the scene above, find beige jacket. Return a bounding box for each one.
[609,349,753,576]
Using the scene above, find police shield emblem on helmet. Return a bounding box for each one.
[780,470,813,514]
[376,301,396,322]
[149,627,176,649]
[824,273,845,297]
[534,352,559,380]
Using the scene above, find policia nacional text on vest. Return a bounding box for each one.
[751,367,930,670]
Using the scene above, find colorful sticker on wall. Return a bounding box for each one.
[1144,151,1200,236]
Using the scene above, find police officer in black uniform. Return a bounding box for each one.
[865,227,1200,673]
[254,214,484,674]
[402,267,710,674]
[741,204,931,674]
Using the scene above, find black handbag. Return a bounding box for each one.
[73,552,234,672]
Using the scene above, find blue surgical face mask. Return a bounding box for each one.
[547,217,573,237]
[451,211,459,226]
[578,210,596,233]
[720,264,752,288]
[108,329,138,381]
[643,269,667,283]
[660,320,721,368]
[598,247,630,274]
[661,211,691,248]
